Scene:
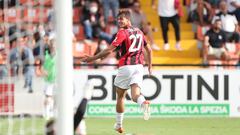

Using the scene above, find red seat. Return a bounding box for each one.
[73,40,98,69]
[3,8,21,23]
[0,84,14,113]
[23,8,50,23]
[226,43,240,60]
[73,25,85,40]
[197,25,211,41]
[38,0,53,6]
[73,7,81,23]
[19,0,38,6]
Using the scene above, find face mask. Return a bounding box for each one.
[90,6,98,14]
[99,44,107,51]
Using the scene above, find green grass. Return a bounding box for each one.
[0,117,240,135]
[86,117,240,135]
[0,117,46,135]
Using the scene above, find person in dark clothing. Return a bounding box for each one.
[81,0,112,44]
[203,19,229,63]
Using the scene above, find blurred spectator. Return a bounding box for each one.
[43,40,56,120]
[196,0,213,26]
[119,0,135,8]
[33,31,45,76]
[187,0,213,40]
[101,0,119,24]
[20,35,35,93]
[227,0,240,22]
[207,0,221,9]
[9,36,20,76]
[0,24,5,36]
[38,24,46,38]
[81,0,112,44]
[43,33,51,56]
[131,1,160,51]
[0,38,7,79]
[203,19,229,63]
[47,8,54,24]
[212,0,240,43]
[152,0,182,51]
[94,40,117,69]
[0,0,16,8]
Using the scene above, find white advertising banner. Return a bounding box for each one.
[73,69,240,117]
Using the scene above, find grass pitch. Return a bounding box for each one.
[86,117,240,135]
[0,117,239,135]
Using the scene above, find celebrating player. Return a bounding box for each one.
[82,9,152,133]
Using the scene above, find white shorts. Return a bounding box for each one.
[114,64,143,90]
[208,46,226,58]
[44,82,55,96]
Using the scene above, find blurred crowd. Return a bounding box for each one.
[0,0,155,78]
[185,0,240,66]
[1,0,240,81]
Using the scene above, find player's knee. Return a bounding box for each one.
[132,96,138,102]
[117,95,125,101]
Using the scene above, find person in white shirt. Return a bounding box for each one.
[227,0,240,22]
[212,0,240,43]
[152,0,182,51]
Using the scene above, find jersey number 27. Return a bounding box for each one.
[129,34,143,52]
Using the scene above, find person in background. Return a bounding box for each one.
[227,0,240,22]
[94,40,118,69]
[33,32,45,76]
[42,39,56,120]
[20,35,35,93]
[203,19,229,63]
[152,0,182,51]
[119,0,135,8]
[212,0,239,43]
[101,0,119,24]
[81,0,113,44]
[131,0,160,51]
[0,38,7,80]
[9,36,21,77]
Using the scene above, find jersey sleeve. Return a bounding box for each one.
[111,30,126,47]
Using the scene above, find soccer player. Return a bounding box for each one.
[82,9,152,133]
[43,40,56,120]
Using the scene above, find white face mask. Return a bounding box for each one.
[99,44,107,51]
[90,6,98,14]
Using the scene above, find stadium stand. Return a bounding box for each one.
[139,0,202,67]
[1,0,240,72]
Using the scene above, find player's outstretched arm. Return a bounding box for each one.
[144,44,153,75]
[82,45,116,63]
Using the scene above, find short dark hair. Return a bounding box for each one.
[117,9,131,20]
[214,18,221,23]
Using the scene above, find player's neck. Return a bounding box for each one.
[123,25,132,29]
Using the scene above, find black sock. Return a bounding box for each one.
[74,98,88,130]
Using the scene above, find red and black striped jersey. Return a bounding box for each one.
[111,27,147,67]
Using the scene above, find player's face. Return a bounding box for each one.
[117,16,130,28]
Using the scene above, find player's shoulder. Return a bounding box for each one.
[117,28,127,34]
[116,28,128,38]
